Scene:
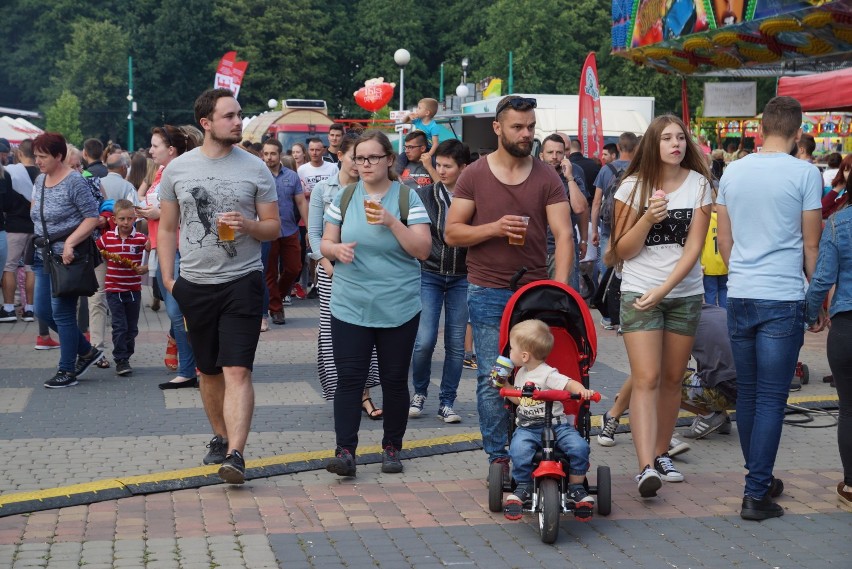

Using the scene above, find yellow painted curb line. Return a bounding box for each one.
[0,432,484,515]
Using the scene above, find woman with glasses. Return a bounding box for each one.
[822,154,851,219]
[320,131,431,477]
[135,125,199,389]
[308,133,382,416]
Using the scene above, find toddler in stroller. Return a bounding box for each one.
[502,319,597,522]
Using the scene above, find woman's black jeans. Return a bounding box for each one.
[331,314,420,455]
[827,311,852,486]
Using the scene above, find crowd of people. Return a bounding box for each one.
[0,91,847,516]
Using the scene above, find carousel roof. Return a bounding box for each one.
[612,0,852,77]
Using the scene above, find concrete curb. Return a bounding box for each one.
[0,433,483,518]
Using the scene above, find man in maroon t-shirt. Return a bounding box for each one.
[446,95,573,476]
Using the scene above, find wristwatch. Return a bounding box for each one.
[566,176,575,183]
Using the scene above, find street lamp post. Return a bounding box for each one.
[394,48,410,153]
[456,57,471,108]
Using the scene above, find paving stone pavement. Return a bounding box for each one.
[0,290,849,568]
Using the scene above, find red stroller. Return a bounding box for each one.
[486,279,611,543]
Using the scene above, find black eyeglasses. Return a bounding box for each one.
[354,154,389,165]
[495,97,537,118]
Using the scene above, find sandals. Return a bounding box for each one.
[164,335,178,370]
[362,397,383,420]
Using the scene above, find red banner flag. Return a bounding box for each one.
[214,51,248,99]
[578,52,604,160]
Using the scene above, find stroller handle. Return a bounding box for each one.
[499,386,601,403]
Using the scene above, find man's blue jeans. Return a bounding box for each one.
[411,272,468,408]
[156,251,197,379]
[33,252,93,373]
[468,283,514,462]
[727,298,804,499]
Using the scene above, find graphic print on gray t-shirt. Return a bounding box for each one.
[182,178,241,258]
[158,148,277,285]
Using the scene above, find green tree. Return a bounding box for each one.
[346,0,434,118]
[127,0,223,143]
[212,0,336,116]
[473,0,606,95]
[44,90,84,146]
[46,20,130,141]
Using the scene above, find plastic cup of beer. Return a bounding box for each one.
[508,216,530,246]
[217,213,235,241]
[364,195,382,224]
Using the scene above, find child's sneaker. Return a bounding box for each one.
[567,484,595,522]
[115,360,133,376]
[635,465,662,498]
[654,453,684,482]
[597,411,620,447]
[503,485,531,520]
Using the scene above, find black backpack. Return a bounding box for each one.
[599,163,626,232]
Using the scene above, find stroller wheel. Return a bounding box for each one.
[596,465,612,516]
[800,363,810,385]
[487,462,504,513]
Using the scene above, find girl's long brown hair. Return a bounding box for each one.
[605,115,711,268]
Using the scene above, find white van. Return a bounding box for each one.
[458,93,655,155]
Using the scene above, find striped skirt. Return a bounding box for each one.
[317,264,380,400]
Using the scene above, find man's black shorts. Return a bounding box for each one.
[171,271,263,375]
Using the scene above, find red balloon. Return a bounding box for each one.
[354,83,395,112]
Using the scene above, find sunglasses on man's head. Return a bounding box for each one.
[495,97,537,118]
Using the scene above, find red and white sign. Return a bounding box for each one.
[578,52,604,160]
[214,51,249,99]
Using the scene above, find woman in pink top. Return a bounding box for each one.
[135,125,199,388]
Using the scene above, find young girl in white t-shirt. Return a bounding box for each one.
[605,115,712,498]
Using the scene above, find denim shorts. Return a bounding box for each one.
[620,292,703,336]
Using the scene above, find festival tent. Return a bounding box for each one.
[0,116,43,144]
[778,67,852,111]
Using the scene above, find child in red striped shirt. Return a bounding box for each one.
[95,199,150,376]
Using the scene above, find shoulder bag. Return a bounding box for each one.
[38,178,99,298]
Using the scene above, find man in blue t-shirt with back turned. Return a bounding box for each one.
[717,96,823,522]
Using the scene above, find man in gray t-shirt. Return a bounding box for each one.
[158,89,280,485]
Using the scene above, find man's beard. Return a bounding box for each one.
[501,134,532,158]
[211,131,242,146]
